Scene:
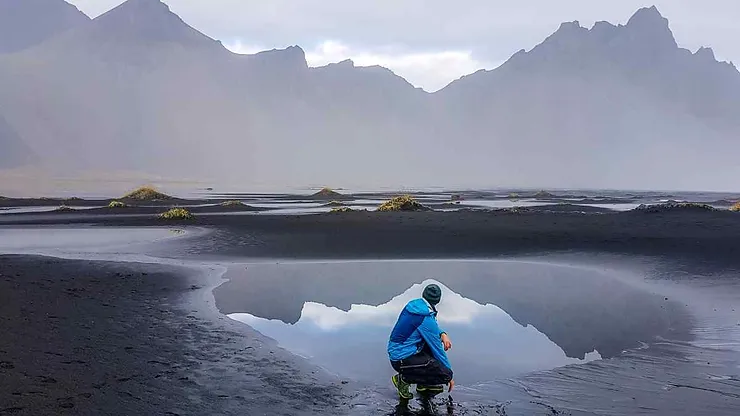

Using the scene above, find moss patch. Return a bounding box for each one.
[158,208,194,220]
[107,201,128,208]
[220,200,246,207]
[634,202,717,213]
[730,202,740,212]
[377,195,430,212]
[330,207,355,213]
[122,186,173,201]
[534,191,555,198]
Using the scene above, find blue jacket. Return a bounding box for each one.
[387,298,452,370]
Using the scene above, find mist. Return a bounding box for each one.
[1,0,739,192]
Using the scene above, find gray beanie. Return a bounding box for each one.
[422,284,442,305]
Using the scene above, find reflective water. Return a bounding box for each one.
[215,260,689,387]
[0,226,180,254]
[458,199,550,209]
[0,206,101,215]
[230,279,600,384]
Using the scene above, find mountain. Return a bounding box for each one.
[0,0,90,54]
[0,0,433,186]
[435,6,740,188]
[0,115,34,167]
[0,2,739,190]
[0,0,239,174]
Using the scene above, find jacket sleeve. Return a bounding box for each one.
[418,315,452,370]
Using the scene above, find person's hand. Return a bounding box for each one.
[448,379,455,392]
[441,333,452,351]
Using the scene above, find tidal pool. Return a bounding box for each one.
[216,260,688,387]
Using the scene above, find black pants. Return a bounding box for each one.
[390,346,453,386]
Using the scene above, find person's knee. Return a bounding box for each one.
[442,367,453,382]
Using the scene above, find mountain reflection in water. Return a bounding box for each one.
[230,280,600,385]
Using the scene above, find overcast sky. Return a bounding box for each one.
[67,0,740,92]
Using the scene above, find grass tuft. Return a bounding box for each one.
[730,202,740,212]
[330,206,355,213]
[122,186,173,201]
[377,195,430,212]
[220,200,246,207]
[158,207,194,220]
[634,202,717,213]
[108,200,128,208]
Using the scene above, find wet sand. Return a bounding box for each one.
[0,255,344,416]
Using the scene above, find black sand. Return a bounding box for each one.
[2,208,740,415]
[7,209,732,264]
[0,255,344,416]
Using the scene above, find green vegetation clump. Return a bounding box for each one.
[158,207,194,220]
[122,186,173,201]
[108,200,128,208]
[508,193,520,200]
[534,190,555,198]
[324,200,345,207]
[377,195,430,212]
[730,202,740,212]
[220,200,246,207]
[313,187,342,198]
[330,206,355,213]
[634,202,717,213]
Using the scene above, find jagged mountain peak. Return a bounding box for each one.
[113,0,169,11]
[247,45,308,70]
[694,46,716,60]
[89,0,220,48]
[442,5,737,100]
[537,6,677,52]
[627,6,666,26]
[624,5,677,48]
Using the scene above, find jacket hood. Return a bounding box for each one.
[405,298,434,316]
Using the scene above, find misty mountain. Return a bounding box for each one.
[0,115,33,167]
[0,0,738,190]
[435,6,740,188]
[0,0,89,54]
